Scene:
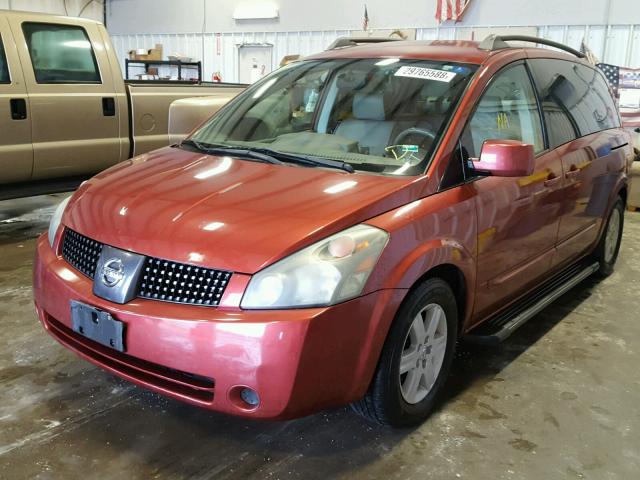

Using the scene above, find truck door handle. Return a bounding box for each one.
[10,98,27,120]
[102,97,116,117]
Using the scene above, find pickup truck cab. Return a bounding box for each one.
[33,36,633,427]
[0,10,244,196]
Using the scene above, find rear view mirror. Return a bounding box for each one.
[472,139,535,177]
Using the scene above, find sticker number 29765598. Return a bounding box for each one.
[394,66,457,83]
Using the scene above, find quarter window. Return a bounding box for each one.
[587,65,620,130]
[0,36,9,84]
[22,22,101,84]
[461,63,544,159]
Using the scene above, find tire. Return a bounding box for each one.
[351,278,458,427]
[592,197,624,277]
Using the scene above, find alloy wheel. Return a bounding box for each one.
[399,303,448,404]
[604,207,621,264]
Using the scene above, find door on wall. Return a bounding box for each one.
[238,44,273,84]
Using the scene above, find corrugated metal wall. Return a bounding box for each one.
[111,25,640,84]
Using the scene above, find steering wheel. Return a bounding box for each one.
[392,127,437,147]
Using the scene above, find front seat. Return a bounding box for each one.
[334,93,394,156]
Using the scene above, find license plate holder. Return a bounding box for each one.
[70,300,125,352]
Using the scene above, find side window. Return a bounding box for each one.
[529,59,619,148]
[462,63,544,159]
[441,63,544,189]
[528,59,578,148]
[22,22,101,84]
[0,36,9,84]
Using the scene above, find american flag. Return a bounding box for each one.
[435,0,471,23]
[362,5,369,31]
[597,63,620,98]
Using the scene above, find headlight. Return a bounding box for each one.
[47,196,71,247]
[241,224,389,309]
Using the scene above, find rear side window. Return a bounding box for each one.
[0,36,9,84]
[529,59,619,149]
[22,22,101,84]
[461,63,544,158]
[588,66,620,129]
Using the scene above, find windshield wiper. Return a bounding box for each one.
[246,147,354,174]
[180,140,353,173]
[179,139,283,165]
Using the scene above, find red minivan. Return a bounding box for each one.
[33,36,633,427]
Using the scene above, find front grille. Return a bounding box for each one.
[138,258,231,306]
[61,229,103,278]
[61,229,231,307]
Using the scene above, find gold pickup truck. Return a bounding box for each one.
[0,10,245,198]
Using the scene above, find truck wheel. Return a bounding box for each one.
[351,278,458,427]
[593,197,624,277]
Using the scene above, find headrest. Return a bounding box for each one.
[353,93,386,121]
[476,95,503,113]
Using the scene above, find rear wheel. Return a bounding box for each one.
[593,197,624,277]
[351,278,458,427]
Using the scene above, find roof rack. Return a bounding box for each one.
[326,37,400,50]
[478,34,586,59]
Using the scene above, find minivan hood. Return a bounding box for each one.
[64,147,422,273]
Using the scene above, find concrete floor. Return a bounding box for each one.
[1,193,639,480]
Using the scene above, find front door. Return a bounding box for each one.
[0,17,33,184]
[460,62,566,321]
[7,15,121,180]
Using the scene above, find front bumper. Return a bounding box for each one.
[33,234,406,419]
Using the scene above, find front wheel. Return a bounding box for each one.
[351,278,458,427]
[593,197,624,277]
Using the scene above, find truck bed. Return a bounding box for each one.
[126,82,246,157]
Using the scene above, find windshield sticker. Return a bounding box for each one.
[394,66,457,82]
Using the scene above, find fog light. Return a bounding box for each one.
[240,387,260,407]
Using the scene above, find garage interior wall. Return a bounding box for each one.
[0,0,103,21]
[76,0,640,82]
[3,1,639,82]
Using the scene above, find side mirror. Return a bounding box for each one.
[472,139,535,177]
[634,127,640,134]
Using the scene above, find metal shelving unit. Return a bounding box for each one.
[125,59,202,82]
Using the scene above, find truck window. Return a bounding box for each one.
[0,36,9,84]
[461,63,544,159]
[22,22,101,84]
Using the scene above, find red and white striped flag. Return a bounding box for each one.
[435,0,471,23]
[363,5,369,31]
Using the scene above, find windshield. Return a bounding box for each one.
[190,58,477,176]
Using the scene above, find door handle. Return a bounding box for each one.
[565,169,581,179]
[10,98,27,120]
[102,97,116,117]
[543,173,562,187]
